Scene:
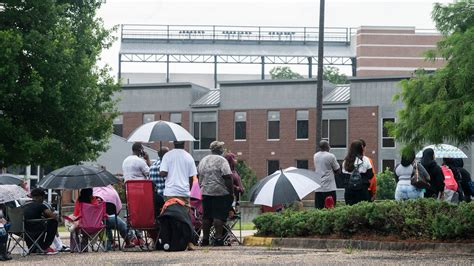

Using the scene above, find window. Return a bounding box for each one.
[170,113,182,126]
[382,118,395,148]
[234,112,247,140]
[193,112,217,150]
[296,110,309,139]
[267,160,280,175]
[322,119,347,148]
[382,159,395,172]
[296,160,308,169]
[143,113,155,124]
[113,115,123,137]
[267,111,280,140]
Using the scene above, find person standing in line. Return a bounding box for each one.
[122,142,151,182]
[313,140,340,209]
[421,148,445,199]
[150,146,170,197]
[394,148,427,201]
[342,140,374,205]
[454,158,472,202]
[359,139,377,201]
[198,141,233,246]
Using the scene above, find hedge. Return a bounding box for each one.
[253,199,474,240]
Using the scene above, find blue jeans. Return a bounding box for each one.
[395,183,424,201]
[105,215,133,247]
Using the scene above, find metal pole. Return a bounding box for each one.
[261,56,265,80]
[214,55,218,88]
[308,57,313,78]
[351,57,357,77]
[118,54,122,82]
[166,54,170,83]
[316,0,325,152]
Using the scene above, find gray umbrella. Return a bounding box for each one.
[38,165,120,190]
[0,185,29,204]
[0,174,23,185]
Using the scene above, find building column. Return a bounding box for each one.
[118,54,122,81]
[308,57,313,78]
[261,56,265,80]
[351,57,357,77]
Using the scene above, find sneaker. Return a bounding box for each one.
[200,239,210,247]
[60,246,71,252]
[131,238,145,246]
[44,247,58,255]
[213,238,224,246]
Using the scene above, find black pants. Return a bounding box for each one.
[344,189,370,206]
[26,219,58,251]
[315,191,337,209]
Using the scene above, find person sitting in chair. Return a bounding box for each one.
[23,188,59,255]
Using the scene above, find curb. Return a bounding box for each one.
[244,236,474,254]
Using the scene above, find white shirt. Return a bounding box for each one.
[122,155,150,181]
[313,151,340,192]
[342,156,372,174]
[160,149,197,197]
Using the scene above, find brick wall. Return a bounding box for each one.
[348,106,379,170]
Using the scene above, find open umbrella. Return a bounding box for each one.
[127,120,195,143]
[0,174,23,185]
[416,144,468,159]
[38,165,120,190]
[249,167,321,207]
[0,185,28,204]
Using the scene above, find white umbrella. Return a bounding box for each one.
[416,144,468,159]
[127,120,195,142]
[0,185,29,204]
[249,167,321,207]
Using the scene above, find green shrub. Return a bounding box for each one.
[377,169,396,200]
[253,199,474,241]
[236,160,258,201]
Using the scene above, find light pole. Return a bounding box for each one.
[316,0,325,151]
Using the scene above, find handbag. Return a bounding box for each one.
[410,162,430,189]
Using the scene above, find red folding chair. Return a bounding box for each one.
[67,202,107,252]
[124,180,158,251]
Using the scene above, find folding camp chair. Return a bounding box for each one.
[67,202,107,252]
[105,202,121,251]
[6,206,52,256]
[124,180,158,251]
[209,209,242,246]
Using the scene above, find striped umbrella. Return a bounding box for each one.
[127,120,195,143]
[38,165,120,190]
[249,167,321,207]
[416,144,468,159]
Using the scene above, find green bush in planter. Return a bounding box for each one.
[253,199,474,240]
[376,168,396,200]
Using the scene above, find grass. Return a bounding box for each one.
[232,222,255,230]
[58,226,67,233]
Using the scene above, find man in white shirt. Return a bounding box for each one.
[122,142,151,182]
[313,140,340,209]
[159,141,197,201]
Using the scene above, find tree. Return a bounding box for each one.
[323,66,348,84]
[0,1,120,168]
[270,66,303,80]
[236,160,258,201]
[390,1,474,148]
[269,66,347,84]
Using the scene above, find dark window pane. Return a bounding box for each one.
[382,160,395,172]
[383,139,395,148]
[267,160,280,175]
[296,120,308,139]
[235,121,246,140]
[30,165,38,176]
[296,160,308,169]
[201,122,216,149]
[322,120,328,139]
[268,121,280,139]
[193,122,200,149]
[330,120,347,148]
[113,124,123,137]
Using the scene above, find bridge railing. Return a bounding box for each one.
[121,24,357,43]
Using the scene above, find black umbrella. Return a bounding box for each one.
[38,165,120,190]
[249,167,321,207]
[0,174,23,185]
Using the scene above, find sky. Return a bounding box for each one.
[97,0,453,77]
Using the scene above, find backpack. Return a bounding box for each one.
[158,201,193,252]
[348,161,364,190]
[441,166,459,192]
[410,162,431,189]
